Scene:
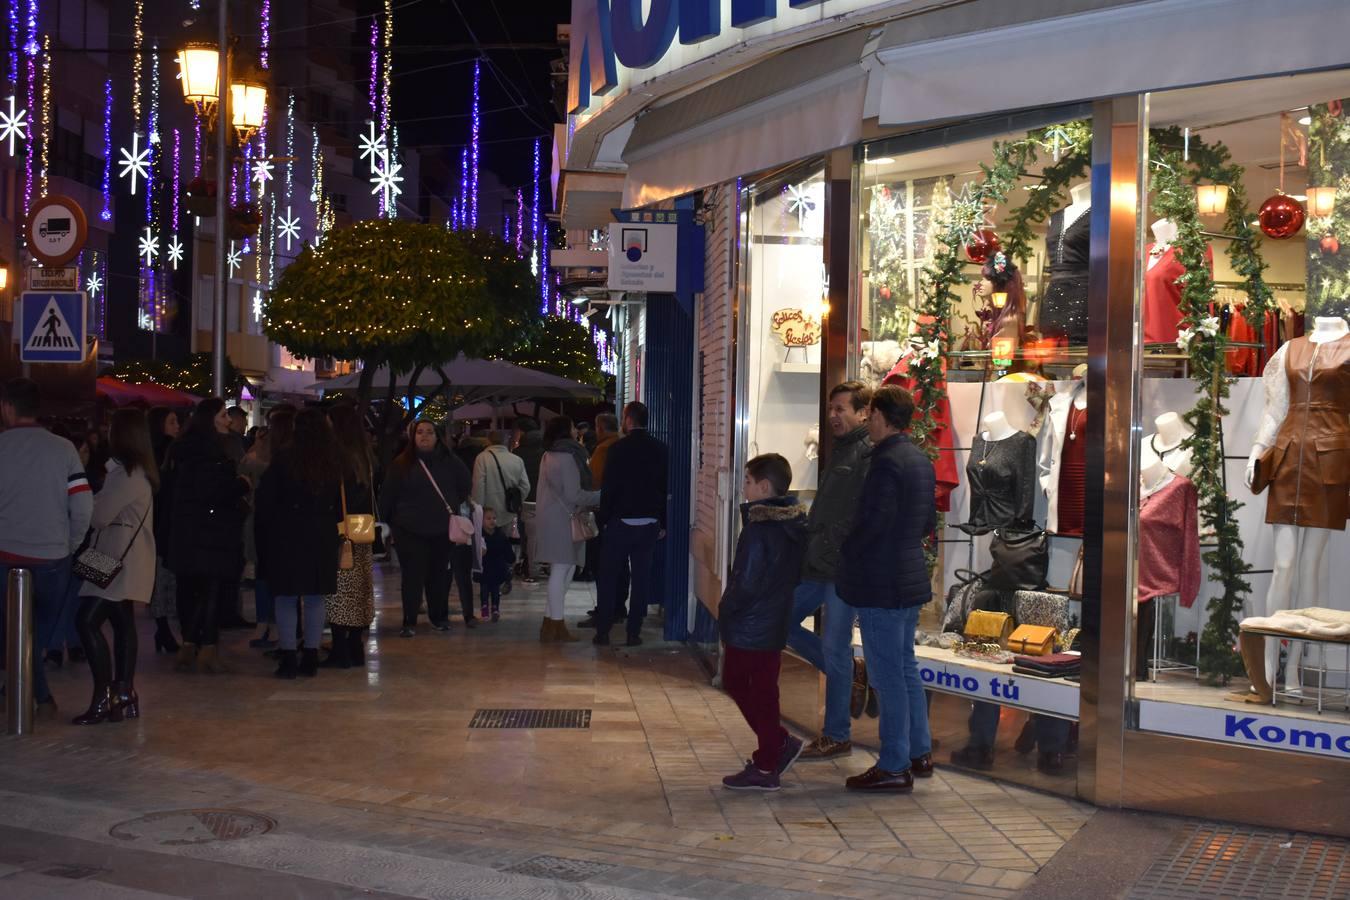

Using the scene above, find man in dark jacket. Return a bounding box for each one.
[718,454,808,792]
[836,385,936,793]
[791,381,871,761]
[512,418,544,583]
[594,402,668,647]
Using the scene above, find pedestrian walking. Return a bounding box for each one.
[0,378,94,720]
[534,416,599,642]
[71,409,157,725]
[478,508,514,622]
[836,386,935,792]
[239,406,295,648]
[323,404,376,667]
[255,408,343,679]
[512,418,544,583]
[380,419,471,637]
[594,402,668,647]
[146,406,181,654]
[470,430,529,551]
[791,381,872,761]
[718,454,808,792]
[161,398,249,674]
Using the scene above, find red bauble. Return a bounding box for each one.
[1321,234,1341,255]
[964,229,1001,264]
[1258,194,1306,240]
[879,286,892,300]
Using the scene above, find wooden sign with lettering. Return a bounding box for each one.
[770,308,821,347]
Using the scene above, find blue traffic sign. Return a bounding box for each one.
[20,291,87,364]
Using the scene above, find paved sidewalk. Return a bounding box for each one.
[0,565,1093,898]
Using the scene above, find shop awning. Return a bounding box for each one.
[621,28,872,207]
[96,377,200,408]
[872,0,1350,127]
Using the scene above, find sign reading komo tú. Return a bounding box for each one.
[568,0,891,113]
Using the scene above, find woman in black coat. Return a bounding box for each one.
[255,408,344,678]
[161,398,248,673]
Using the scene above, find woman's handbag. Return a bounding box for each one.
[942,569,986,634]
[987,526,1049,591]
[337,481,376,546]
[963,610,1013,648]
[1013,589,1070,633]
[570,510,599,542]
[73,507,150,589]
[1007,624,1056,656]
[418,459,474,545]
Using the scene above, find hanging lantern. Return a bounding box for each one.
[1258,193,1306,240]
[1194,184,1230,216]
[1307,185,1338,217]
[964,228,1000,264]
[230,79,268,139]
[176,43,220,110]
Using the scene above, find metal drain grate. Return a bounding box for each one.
[502,855,614,882]
[40,865,106,880]
[1128,824,1350,900]
[109,809,276,846]
[469,708,591,729]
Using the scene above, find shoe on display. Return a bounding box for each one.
[845,766,913,792]
[777,734,805,776]
[949,745,995,771]
[722,761,781,792]
[799,735,853,760]
[910,753,934,778]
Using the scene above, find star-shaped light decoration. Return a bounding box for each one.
[85,271,102,297]
[138,227,159,266]
[226,241,243,276]
[252,290,265,322]
[784,182,817,230]
[167,235,184,270]
[370,155,404,208]
[0,95,28,156]
[277,206,301,251]
[119,132,151,195]
[252,158,274,195]
[358,120,386,167]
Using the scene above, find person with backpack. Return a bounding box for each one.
[470,431,529,555]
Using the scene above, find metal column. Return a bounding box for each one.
[5,568,34,735]
[212,0,231,398]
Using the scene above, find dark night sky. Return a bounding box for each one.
[382,0,571,196]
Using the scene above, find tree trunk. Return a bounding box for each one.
[355,358,378,422]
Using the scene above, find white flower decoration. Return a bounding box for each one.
[1176,327,1195,351]
[1198,315,1220,337]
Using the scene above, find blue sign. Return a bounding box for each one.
[20,291,87,364]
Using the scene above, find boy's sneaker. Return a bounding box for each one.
[722,761,780,792]
[777,734,805,776]
[491,609,500,623]
[480,604,490,620]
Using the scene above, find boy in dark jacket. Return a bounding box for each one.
[479,508,514,623]
[718,454,809,792]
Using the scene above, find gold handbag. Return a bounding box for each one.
[337,480,376,546]
[963,610,1013,648]
[1008,624,1056,656]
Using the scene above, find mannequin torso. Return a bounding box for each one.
[981,411,1018,442]
[1147,218,1178,272]
[1145,412,1194,478]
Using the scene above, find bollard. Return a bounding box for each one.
[6,568,33,736]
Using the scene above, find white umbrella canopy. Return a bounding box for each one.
[312,355,601,401]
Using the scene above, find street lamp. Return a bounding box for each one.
[229,75,266,140]
[176,43,219,110]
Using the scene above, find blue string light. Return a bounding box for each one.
[470,59,480,229]
[100,78,112,221]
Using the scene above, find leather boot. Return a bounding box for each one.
[71,684,117,725]
[539,618,556,643]
[349,629,366,666]
[173,642,198,672]
[299,648,320,677]
[552,619,579,643]
[111,681,140,720]
[274,649,299,679]
[197,644,230,674]
[320,626,352,668]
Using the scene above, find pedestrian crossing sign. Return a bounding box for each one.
[20,291,87,363]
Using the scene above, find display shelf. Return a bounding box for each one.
[910,644,1081,720]
[773,361,821,374]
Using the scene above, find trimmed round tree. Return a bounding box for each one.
[508,315,606,391]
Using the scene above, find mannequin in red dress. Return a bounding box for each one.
[1143,218,1214,345]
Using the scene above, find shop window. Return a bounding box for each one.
[1131,69,1350,759]
[852,114,1097,794]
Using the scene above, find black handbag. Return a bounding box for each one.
[986,526,1049,591]
[489,451,524,516]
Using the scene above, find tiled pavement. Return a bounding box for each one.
[0,566,1094,898]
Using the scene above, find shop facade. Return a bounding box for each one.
[561,0,1350,834]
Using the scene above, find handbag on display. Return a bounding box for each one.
[1007,624,1056,656]
[1249,443,1283,494]
[73,508,150,590]
[570,510,599,542]
[1067,545,1085,598]
[942,569,985,634]
[963,610,1013,648]
[1013,590,1070,633]
[986,525,1049,591]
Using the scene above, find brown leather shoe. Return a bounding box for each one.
[845,765,913,792]
[910,753,934,778]
[799,735,852,760]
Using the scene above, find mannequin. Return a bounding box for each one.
[1243,316,1350,695]
[1147,218,1177,269]
[1143,412,1195,478]
[1143,218,1215,345]
[963,411,1036,535]
[1140,456,1173,498]
[981,411,1017,442]
[1038,181,1092,347]
[1136,457,1201,679]
[1037,378,1088,534]
[1064,181,1092,227]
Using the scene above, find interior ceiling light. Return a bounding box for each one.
[869,157,895,165]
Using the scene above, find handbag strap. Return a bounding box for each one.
[417,459,452,513]
[99,500,150,564]
[340,479,349,520]
[488,448,510,497]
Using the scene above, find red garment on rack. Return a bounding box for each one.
[1226,307,1259,376]
[1261,309,1280,371]
[1055,404,1087,536]
[1143,244,1214,345]
[1138,474,1201,607]
[883,354,959,512]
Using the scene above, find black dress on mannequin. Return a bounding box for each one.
[1038,208,1091,345]
[960,431,1037,535]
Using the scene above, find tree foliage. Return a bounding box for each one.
[107,352,247,399]
[507,316,605,391]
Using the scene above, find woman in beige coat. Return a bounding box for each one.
[72,409,158,725]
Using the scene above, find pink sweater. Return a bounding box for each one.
[1138,475,1201,607]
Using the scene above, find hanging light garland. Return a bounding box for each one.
[7,0,17,89]
[146,40,160,223]
[469,59,480,229]
[515,188,525,258]
[381,0,392,138]
[171,127,181,232]
[22,40,34,222]
[192,110,202,177]
[38,32,48,196]
[100,79,112,221]
[531,139,541,281]
[131,0,143,129]
[368,17,379,123]
[259,0,270,70]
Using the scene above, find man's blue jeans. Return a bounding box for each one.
[275,595,325,652]
[786,581,854,743]
[856,605,931,772]
[969,703,1068,754]
[0,557,72,703]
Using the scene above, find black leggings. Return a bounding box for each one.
[76,597,138,686]
[176,574,222,646]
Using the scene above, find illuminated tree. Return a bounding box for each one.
[508,315,605,391]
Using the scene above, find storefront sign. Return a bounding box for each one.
[770,308,821,347]
[608,218,679,292]
[916,651,1079,720]
[1138,700,1350,761]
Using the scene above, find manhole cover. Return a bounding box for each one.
[502,855,614,882]
[469,708,591,729]
[109,809,275,846]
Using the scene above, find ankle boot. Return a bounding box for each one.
[348,629,366,666]
[154,618,180,654]
[274,649,299,679]
[553,619,579,643]
[197,644,230,674]
[111,681,140,720]
[72,684,116,725]
[319,627,352,668]
[539,618,556,643]
[299,647,320,677]
[174,642,198,672]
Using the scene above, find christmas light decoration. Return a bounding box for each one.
[148,41,159,145]
[132,0,143,129]
[193,111,202,177]
[458,146,468,229]
[0,93,25,156]
[381,0,392,137]
[37,33,46,195]
[85,269,101,296]
[22,0,34,57]
[284,92,294,199]
[171,127,181,229]
[358,119,385,167]
[260,0,270,70]
[368,17,379,121]
[540,221,550,312]
[227,241,242,276]
[146,41,160,222]
[277,206,299,250]
[22,54,33,219]
[139,227,159,265]
[515,189,524,257]
[118,131,150,195]
[531,139,541,278]
[252,157,273,194]
[252,290,264,322]
[167,234,183,270]
[469,60,480,228]
[99,81,112,220]
[370,154,403,208]
[6,1,15,88]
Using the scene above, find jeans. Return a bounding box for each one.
[253,579,275,626]
[0,557,70,703]
[856,605,931,772]
[394,530,452,627]
[786,581,855,743]
[275,594,326,652]
[722,645,788,772]
[451,544,476,622]
[968,703,1069,754]
[597,522,659,639]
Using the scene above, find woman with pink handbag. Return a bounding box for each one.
[378,418,472,637]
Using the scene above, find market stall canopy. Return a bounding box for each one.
[96,377,200,408]
[312,355,602,402]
